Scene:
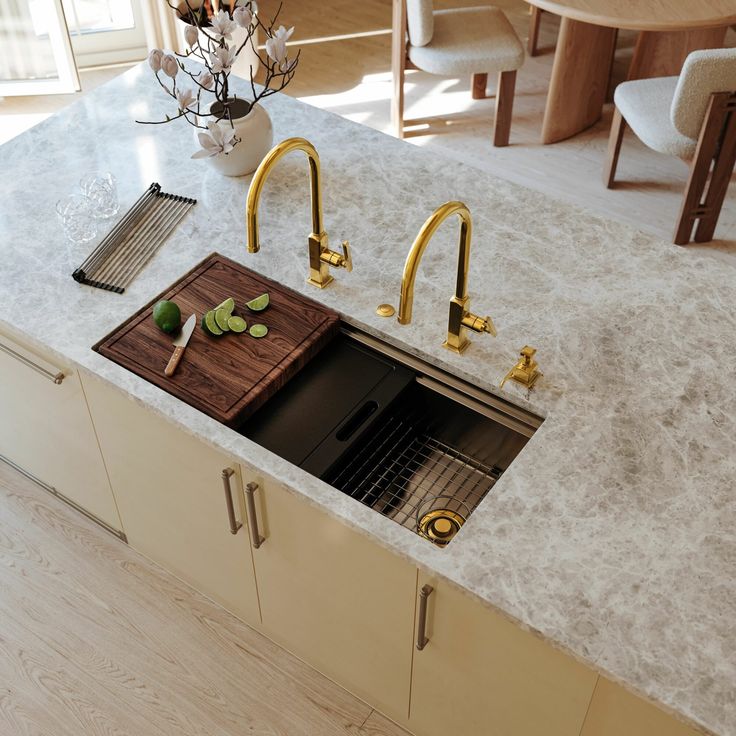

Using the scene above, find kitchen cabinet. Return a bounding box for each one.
[241,466,417,723]
[81,373,261,627]
[0,329,122,533]
[408,575,598,736]
[579,677,701,736]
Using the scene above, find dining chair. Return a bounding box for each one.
[527,6,543,56]
[604,48,736,244]
[391,0,524,146]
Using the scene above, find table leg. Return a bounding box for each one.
[628,26,728,80]
[541,17,617,144]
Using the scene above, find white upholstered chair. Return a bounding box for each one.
[604,48,736,244]
[391,0,524,146]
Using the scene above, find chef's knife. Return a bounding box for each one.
[165,313,196,377]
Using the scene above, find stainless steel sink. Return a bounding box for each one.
[239,325,542,546]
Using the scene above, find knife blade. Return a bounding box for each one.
[165,313,196,377]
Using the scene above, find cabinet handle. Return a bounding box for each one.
[416,584,434,650]
[244,482,265,549]
[0,340,65,384]
[221,468,242,535]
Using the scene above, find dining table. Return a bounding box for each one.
[525,0,736,143]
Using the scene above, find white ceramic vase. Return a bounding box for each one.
[194,100,273,177]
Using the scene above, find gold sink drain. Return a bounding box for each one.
[418,509,465,546]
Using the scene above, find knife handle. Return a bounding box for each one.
[165,345,185,377]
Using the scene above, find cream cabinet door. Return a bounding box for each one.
[241,467,417,724]
[409,575,598,736]
[0,331,122,532]
[579,677,701,736]
[82,374,261,626]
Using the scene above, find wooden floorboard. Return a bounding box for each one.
[0,461,411,736]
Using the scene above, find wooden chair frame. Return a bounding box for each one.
[604,90,736,245]
[391,0,517,146]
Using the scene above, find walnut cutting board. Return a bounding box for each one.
[94,253,340,427]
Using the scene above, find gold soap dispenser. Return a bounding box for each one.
[500,346,542,389]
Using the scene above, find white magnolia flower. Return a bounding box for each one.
[209,8,237,40]
[209,45,237,74]
[176,87,196,110]
[148,48,163,72]
[184,24,198,48]
[233,6,252,28]
[161,54,179,78]
[265,25,294,70]
[199,72,214,90]
[191,121,238,159]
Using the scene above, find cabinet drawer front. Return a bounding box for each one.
[579,678,701,736]
[409,577,598,736]
[0,332,121,531]
[242,467,417,724]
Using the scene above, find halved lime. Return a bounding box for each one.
[249,323,268,338]
[215,307,231,332]
[204,310,224,336]
[245,293,269,312]
[215,296,235,315]
[228,315,247,333]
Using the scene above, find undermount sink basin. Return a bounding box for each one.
[239,325,542,546]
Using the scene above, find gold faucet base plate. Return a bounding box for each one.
[307,274,334,289]
[442,338,470,355]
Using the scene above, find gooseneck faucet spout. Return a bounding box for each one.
[398,201,496,354]
[245,137,352,288]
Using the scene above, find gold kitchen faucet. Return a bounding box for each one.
[245,137,352,288]
[394,201,496,354]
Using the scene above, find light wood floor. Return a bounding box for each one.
[2,1,735,243]
[0,460,410,736]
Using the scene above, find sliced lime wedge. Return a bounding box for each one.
[204,310,224,336]
[215,296,235,315]
[215,307,231,332]
[228,315,247,333]
[246,293,269,312]
[249,323,268,338]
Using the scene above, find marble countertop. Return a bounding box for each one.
[1,65,734,736]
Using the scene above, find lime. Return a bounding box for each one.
[249,323,268,338]
[153,300,181,334]
[215,308,231,332]
[245,293,269,312]
[215,296,235,315]
[228,315,247,333]
[204,310,224,336]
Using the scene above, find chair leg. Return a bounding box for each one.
[493,70,516,147]
[694,96,736,242]
[391,0,407,139]
[603,106,626,188]
[472,73,488,100]
[674,92,733,245]
[528,6,542,56]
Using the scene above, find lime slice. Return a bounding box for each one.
[249,323,268,338]
[215,296,235,315]
[215,307,231,332]
[204,310,224,336]
[246,293,269,312]
[228,315,247,333]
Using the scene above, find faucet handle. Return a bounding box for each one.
[339,240,352,272]
[462,311,497,337]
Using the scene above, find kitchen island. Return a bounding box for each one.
[1,64,734,736]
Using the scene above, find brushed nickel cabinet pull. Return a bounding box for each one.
[221,468,242,535]
[416,584,434,650]
[244,482,265,549]
[0,341,65,384]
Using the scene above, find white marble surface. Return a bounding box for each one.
[1,65,735,736]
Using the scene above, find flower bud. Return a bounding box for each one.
[184,24,198,48]
[161,54,179,79]
[148,48,163,72]
[233,6,252,27]
[200,72,214,89]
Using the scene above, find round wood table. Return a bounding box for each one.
[526,0,736,143]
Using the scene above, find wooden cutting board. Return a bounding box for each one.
[94,253,340,427]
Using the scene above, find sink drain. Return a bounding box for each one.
[418,508,466,546]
